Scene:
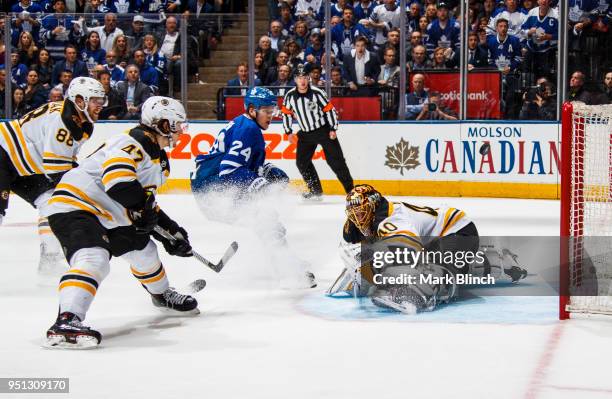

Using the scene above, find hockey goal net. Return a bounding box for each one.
[560,102,612,319]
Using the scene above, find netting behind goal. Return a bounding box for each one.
[560,102,612,319]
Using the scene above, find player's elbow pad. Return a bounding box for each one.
[107,181,147,210]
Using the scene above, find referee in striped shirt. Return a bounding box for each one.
[281,64,354,200]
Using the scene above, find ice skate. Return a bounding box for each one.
[45,312,101,349]
[305,270,317,288]
[301,192,323,202]
[151,287,200,315]
[37,243,67,276]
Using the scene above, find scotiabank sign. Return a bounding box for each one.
[411,71,502,119]
[224,96,382,120]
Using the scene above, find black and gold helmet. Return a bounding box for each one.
[345,184,382,236]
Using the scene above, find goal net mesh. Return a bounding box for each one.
[567,103,612,315]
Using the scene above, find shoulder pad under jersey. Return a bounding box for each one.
[128,126,162,160]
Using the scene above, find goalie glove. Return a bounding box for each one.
[155,226,193,257]
[128,191,158,233]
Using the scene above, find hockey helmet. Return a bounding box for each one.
[346,184,382,236]
[67,77,107,123]
[140,96,188,141]
[244,87,278,112]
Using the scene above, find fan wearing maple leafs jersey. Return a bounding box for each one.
[485,18,522,118]
[485,18,523,73]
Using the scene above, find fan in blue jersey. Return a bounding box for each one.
[486,18,523,118]
[191,87,317,289]
[521,0,558,78]
[425,2,460,55]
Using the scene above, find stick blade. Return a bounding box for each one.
[211,241,239,273]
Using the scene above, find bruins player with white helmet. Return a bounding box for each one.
[43,96,197,349]
[0,77,106,274]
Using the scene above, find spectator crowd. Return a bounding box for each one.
[0,0,611,120]
[0,0,240,118]
[226,0,612,120]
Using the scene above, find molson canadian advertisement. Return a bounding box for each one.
[85,121,560,198]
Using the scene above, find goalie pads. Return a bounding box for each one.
[475,245,527,283]
[327,241,372,297]
[370,263,458,313]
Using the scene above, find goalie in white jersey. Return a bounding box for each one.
[328,184,480,313]
[0,77,105,273]
[42,96,198,349]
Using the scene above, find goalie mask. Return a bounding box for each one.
[140,96,188,148]
[345,184,382,237]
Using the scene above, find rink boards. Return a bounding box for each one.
[83,121,561,199]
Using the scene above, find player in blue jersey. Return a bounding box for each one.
[191,87,288,195]
[191,87,317,288]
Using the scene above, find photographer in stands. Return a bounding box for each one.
[416,91,457,121]
[519,81,556,121]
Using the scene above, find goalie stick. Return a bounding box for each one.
[153,226,238,273]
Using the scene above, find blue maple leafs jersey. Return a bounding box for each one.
[521,7,559,52]
[426,18,460,54]
[193,114,266,189]
[485,34,522,71]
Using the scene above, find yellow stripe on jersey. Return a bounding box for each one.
[380,230,423,250]
[51,183,113,221]
[43,152,74,161]
[10,121,43,175]
[440,209,466,237]
[48,196,113,221]
[44,164,73,171]
[103,157,137,169]
[0,123,28,175]
[101,170,137,187]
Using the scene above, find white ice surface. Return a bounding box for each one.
[1,194,612,399]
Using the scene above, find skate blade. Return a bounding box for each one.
[43,335,100,350]
[155,307,201,317]
[371,297,417,315]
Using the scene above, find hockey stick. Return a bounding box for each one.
[153,226,238,273]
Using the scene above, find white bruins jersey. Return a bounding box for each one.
[376,202,471,249]
[44,130,170,229]
[0,101,92,177]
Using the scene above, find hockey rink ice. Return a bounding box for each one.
[1,193,612,399]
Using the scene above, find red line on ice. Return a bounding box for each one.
[523,323,566,399]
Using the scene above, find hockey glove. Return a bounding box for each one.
[129,191,158,233]
[260,163,289,185]
[247,177,269,193]
[153,226,193,257]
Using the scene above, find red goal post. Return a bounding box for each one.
[560,102,612,319]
